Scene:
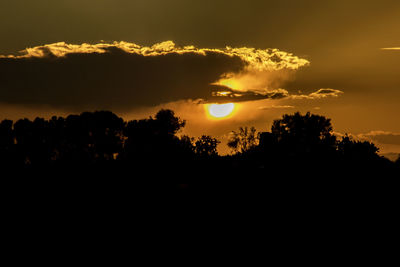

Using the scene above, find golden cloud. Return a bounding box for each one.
[1,40,309,71]
[381,47,400,50]
[0,41,324,110]
[290,88,344,100]
[358,131,400,145]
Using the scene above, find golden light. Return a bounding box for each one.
[206,103,236,119]
[217,78,242,90]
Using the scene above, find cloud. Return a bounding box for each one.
[213,47,309,98]
[205,87,344,104]
[381,47,400,50]
[258,105,295,110]
[1,41,310,69]
[0,41,311,111]
[358,131,400,145]
[334,130,400,150]
[290,88,344,100]
[207,85,290,103]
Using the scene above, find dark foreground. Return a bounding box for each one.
[1,110,398,264]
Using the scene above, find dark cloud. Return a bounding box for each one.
[0,43,245,111]
[207,86,344,103]
[290,88,344,100]
[0,41,311,111]
[207,85,289,103]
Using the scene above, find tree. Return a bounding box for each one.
[0,120,13,149]
[395,155,400,167]
[270,112,336,155]
[0,120,15,166]
[13,118,34,165]
[195,135,220,157]
[179,135,195,153]
[154,109,186,136]
[121,109,187,162]
[271,112,333,142]
[81,111,125,161]
[227,126,258,154]
[337,135,380,161]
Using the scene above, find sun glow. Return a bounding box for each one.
[217,78,242,90]
[206,103,236,119]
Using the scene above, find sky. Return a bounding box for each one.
[0,0,399,157]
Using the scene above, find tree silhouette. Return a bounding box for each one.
[154,109,186,136]
[0,119,15,166]
[13,118,36,166]
[227,126,259,154]
[120,109,190,164]
[178,135,196,156]
[337,135,380,162]
[395,155,400,167]
[79,111,125,161]
[269,112,337,158]
[195,135,220,157]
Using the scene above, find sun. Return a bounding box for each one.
[206,103,236,119]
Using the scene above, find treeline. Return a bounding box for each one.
[228,112,399,175]
[0,109,399,175]
[0,109,221,172]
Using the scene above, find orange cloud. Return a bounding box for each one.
[290,88,344,100]
[358,131,400,145]
[1,41,310,71]
[381,47,400,50]
[0,41,327,111]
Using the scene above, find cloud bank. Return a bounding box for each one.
[0,41,335,111]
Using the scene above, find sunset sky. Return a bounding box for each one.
[1,0,399,156]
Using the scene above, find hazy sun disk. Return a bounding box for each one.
[207,103,236,119]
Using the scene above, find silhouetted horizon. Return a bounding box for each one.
[1,109,398,176]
